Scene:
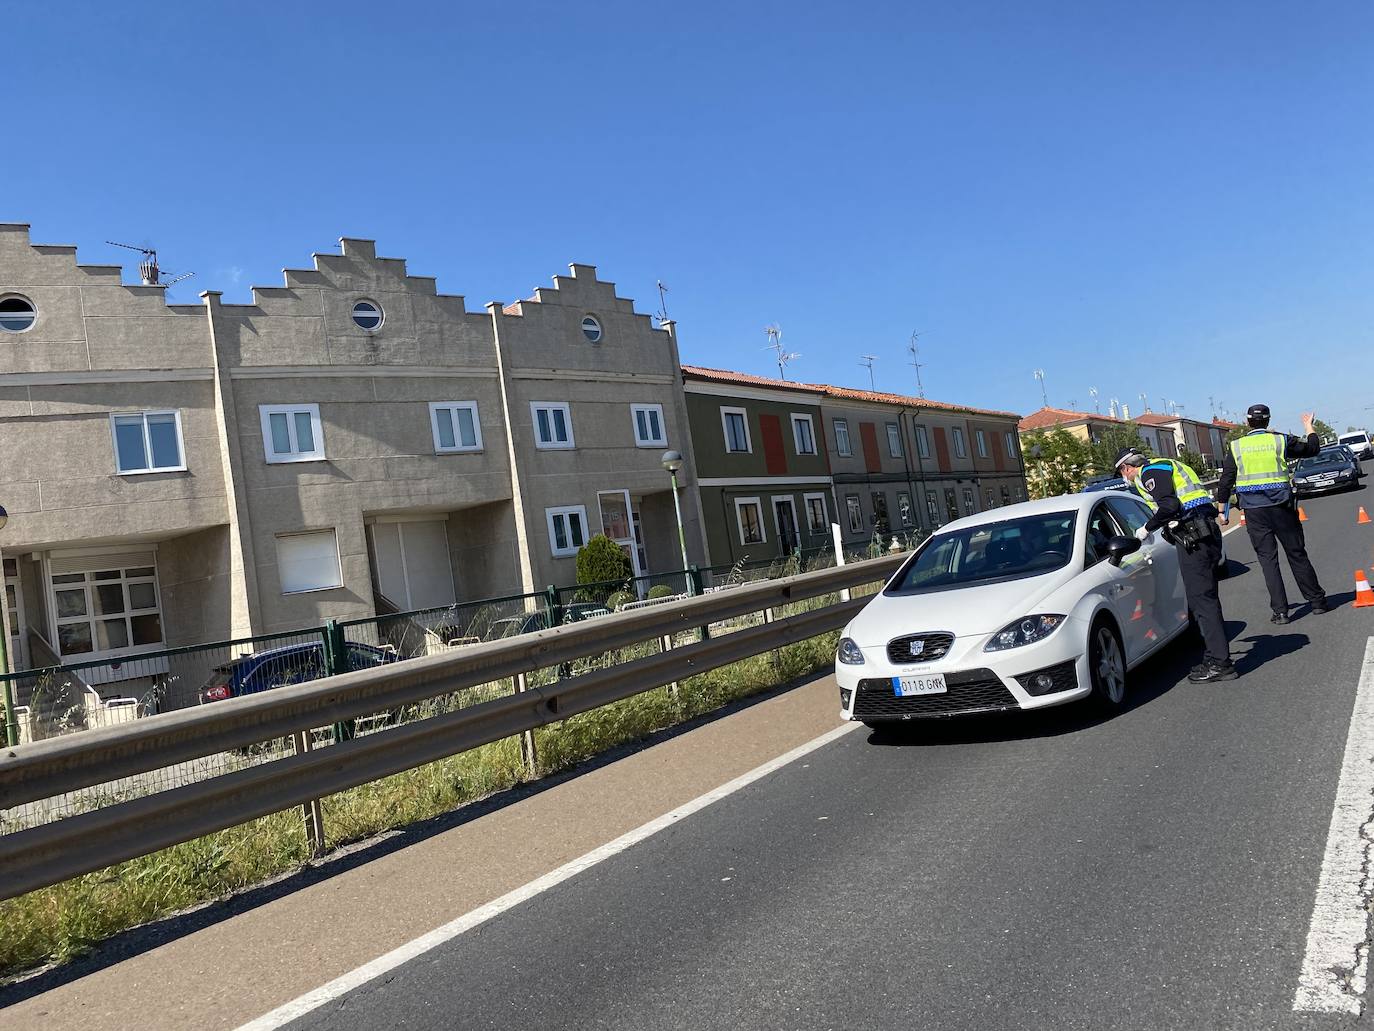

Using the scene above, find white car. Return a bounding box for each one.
[836,493,1193,728]
[1338,431,1372,461]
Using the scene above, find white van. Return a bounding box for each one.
[1338,431,1372,460]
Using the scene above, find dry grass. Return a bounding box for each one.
[0,629,842,979]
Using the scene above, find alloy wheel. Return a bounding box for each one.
[1096,626,1126,705]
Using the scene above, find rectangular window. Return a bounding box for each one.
[926,490,940,526]
[429,401,482,453]
[1001,485,1012,506]
[50,559,164,657]
[276,530,343,594]
[871,492,889,533]
[845,495,863,533]
[531,402,575,449]
[111,410,185,474]
[791,414,817,456]
[975,429,988,458]
[914,425,930,459]
[804,492,828,533]
[545,505,589,557]
[1005,432,1017,459]
[259,404,325,464]
[834,419,852,457]
[886,423,903,459]
[897,491,914,528]
[721,407,751,453]
[631,403,667,447]
[987,487,997,509]
[962,487,976,515]
[952,427,968,459]
[735,497,765,545]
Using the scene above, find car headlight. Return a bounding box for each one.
[837,637,866,665]
[984,614,1066,651]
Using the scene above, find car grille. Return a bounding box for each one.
[886,632,955,665]
[853,668,1018,719]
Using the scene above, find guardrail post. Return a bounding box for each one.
[323,621,355,744]
[688,565,709,641]
[292,728,327,857]
[515,672,538,776]
[661,634,680,703]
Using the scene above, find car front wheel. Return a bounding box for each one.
[1089,621,1127,710]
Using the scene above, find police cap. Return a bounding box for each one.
[1114,446,1147,470]
[1246,403,1271,427]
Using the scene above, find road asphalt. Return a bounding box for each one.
[277,483,1374,1031]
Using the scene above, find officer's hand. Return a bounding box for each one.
[1218,515,1229,527]
[1302,412,1316,434]
[1135,526,1150,541]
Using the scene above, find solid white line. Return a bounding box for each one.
[1293,637,1374,1014]
[236,719,862,1030]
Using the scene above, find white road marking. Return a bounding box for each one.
[236,720,862,1030]
[1293,637,1374,1014]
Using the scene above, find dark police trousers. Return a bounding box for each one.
[1176,525,1229,666]
[1243,502,1325,613]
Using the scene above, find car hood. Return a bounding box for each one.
[848,567,1079,644]
[1297,460,1352,476]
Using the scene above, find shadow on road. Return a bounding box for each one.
[1231,632,1311,674]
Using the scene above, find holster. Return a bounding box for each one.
[1169,512,1213,553]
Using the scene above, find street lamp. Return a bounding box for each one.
[0,504,15,747]
[660,451,692,591]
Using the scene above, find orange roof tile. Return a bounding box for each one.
[1017,407,1125,432]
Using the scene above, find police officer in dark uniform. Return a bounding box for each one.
[1115,446,1236,683]
[1214,404,1327,623]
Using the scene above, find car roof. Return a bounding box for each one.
[931,493,1103,535]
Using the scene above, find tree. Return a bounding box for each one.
[1022,428,1097,499]
[575,535,632,591]
[1313,417,1336,442]
[1088,421,1153,475]
[1178,448,1211,476]
[1225,424,1248,445]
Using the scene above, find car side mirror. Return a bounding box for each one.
[1106,535,1142,567]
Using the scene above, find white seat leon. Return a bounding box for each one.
[836,492,1192,727]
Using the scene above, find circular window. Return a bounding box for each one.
[0,295,37,333]
[351,299,384,331]
[581,315,602,343]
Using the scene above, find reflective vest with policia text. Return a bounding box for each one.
[1131,458,1212,514]
[1228,429,1291,493]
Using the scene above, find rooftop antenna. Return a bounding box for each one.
[1109,397,1120,419]
[1033,368,1048,407]
[1068,398,1077,412]
[763,324,799,380]
[105,240,194,289]
[1208,395,1216,419]
[859,354,878,390]
[1089,386,1100,414]
[655,280,670,325]
[908,331,927,398]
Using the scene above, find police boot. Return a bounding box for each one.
[1188,660,1238,683]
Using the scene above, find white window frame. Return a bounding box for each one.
[351,299,384,332]
[429,401,483,454]
[581,314,603,343]
[110,410,187,474]
[976,429,988,458]
[1005,431,1017,459]
[734,497,766,545]
[630,403,667,448]
[545,505,590,558]
[845,494,863,534]
[259,403,325,464]
[915,425,930,459]
[896,491,914,527]
[721,406,752,454]
[803,492,828,534]
[952,427,968,459]
[885,422,903,459]
[50,560,164,660]
[791,413,817,456]
[276,529,344,595]
[531,401,575,450]
[833,418,852,457]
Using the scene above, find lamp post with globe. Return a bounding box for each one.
[660,451,692,591]
[0,505,15,746]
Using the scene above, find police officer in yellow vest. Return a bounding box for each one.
[1214,404,1327,624]
[1115,447,1235,682]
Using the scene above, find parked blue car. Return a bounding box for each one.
[199,641,397,703]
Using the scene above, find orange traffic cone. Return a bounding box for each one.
[1356,570,1374,609]
[1359,506,1371,525]
[1299,506,1309,522]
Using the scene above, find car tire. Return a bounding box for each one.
[1089,620,1128,710]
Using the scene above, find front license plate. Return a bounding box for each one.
[893,674,948,697]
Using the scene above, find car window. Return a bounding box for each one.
[1084,502,1123,566]
[347,645,389,670]
[1105,496,1151,535]
[886,511,1077,594]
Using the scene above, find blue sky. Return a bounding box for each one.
[5,2,1371,432]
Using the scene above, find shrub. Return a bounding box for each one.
[575,535,632,591]
[646,584,675,600]
[605,590,635,610]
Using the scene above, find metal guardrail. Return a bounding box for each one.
[0,555,904,901]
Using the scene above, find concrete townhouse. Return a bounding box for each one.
[1136,413,1229,468]
[0,225,706,696]
[1018,407,1180,458]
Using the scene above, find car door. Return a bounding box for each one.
[1106,494,1188,641]
[1082,500,1155,662]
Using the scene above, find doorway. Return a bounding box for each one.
[773,496,800,556]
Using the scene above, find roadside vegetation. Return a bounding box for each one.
[0,611,847,979]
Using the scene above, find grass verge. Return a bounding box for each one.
[0,628,840,979]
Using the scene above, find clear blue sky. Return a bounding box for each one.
[6,1,1371,432]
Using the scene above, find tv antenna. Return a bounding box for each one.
[655,280,670,325]
[1109,397,1120,419]
[908,331,926,398]
[1208,395,1216,419]
[1089,386,1100,414]
[105,240,194,289]
[1033,368,1048,407]
[859,355,878,390]
[1139,392,1150,413]
[763,324,799,380]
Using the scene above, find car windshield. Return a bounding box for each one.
[886,511,1078,595]
[1340,434,1366,445]
[1300,453,1344,469]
